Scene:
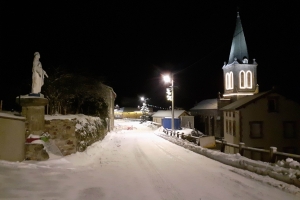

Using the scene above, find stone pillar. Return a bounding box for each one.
[17,97,48,136]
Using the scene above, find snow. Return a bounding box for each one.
[0,118,300,199]
[0,111,25,120]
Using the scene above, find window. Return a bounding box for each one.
[246,71,252,88]
[233,121,236,136]
[226,73,230,90]
[268,97,279,112]
[239,71,245,88]
[229,121,232,134]
[230,72,233,89]
[240,70,253,89]
[226,120,228,133]
[283,121,296,138]
[225,72,234,90]
[249,121,263,138]
[232,112,235,118]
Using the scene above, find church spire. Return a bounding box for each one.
[228,12,249,64]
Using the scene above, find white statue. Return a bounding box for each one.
[31,52,48,94]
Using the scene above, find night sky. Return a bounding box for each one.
[1,2,299,111]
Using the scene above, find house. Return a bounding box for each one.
[190,98,228,138]
[114,107,142,119]
[152,110,193,128]
[220,90,300,161]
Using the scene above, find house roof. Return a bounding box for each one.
[228,12,249,64]
[152,110,188,118]
[190,99,218,110]
[220,91,272,110]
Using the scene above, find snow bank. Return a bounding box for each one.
[154,130,300,190]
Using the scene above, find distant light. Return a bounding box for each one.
[141,97,144,101]
[163,75,171,83]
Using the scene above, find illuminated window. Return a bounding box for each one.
[239,71,245,88]
[249,121,263,138]
[226,73,229,89]
[246,71,252,88]
[240,70,253,89]
[230,72,233,89]
[225,72,233,90]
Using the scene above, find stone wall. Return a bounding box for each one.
[44,116,107,156]
[44,118,77,156]
[25,144,49,161]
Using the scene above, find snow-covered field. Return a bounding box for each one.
[0,119,299,200]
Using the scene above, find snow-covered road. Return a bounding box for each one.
[0,120,299,200]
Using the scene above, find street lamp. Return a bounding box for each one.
[163,74,174,135]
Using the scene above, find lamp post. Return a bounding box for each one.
[163,74,174,135]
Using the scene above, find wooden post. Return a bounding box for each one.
[221,139,227,152]
[270,147,277,163]
[239,142,245,156]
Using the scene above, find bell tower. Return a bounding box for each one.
[222,12,258,102]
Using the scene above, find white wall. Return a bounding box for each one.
[0,115,26,161]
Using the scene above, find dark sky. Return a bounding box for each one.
[1,1,299,111]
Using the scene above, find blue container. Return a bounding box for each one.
[162,117,181,130]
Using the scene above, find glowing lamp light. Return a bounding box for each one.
[163,75,171,83]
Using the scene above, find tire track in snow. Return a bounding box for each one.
[133,141,184,200]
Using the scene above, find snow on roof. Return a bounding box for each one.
[220,91,272,110]
[190,99,218,110]
[152,110,187,118]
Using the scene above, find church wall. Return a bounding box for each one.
[223,63,257,96]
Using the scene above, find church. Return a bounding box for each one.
[190,12,300,161]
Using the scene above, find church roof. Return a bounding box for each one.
[190,99,218,110]
[152,110,188,118]
[220,91,272,110]
[228,12,249,64]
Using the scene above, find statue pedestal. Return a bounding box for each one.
[16,97,48,136]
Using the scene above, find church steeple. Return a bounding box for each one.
[222,11,258,102]
[228,12,249,64]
